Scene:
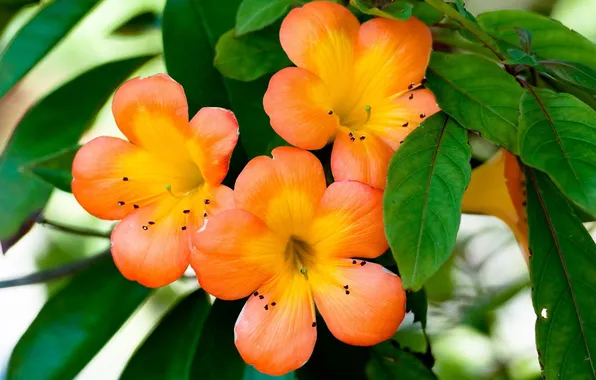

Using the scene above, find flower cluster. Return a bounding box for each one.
[72,1,439,375]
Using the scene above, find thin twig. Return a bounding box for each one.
[38,217,111,239]
[0,251,111,289]
[424,0,506,61]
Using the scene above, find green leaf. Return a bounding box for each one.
[367,341,437,379]
[350,0,412,21]
[454,0,476,23]
[406,288,428,328]
[0,0,38,7]
[236,0,293,36]
[7,254,150,380]
[162,0,230,114]
[426,52,522,153]
[164,0,285,159]
[384,113,471,290]
[199,0,286,158]
[111,11,161,36]
[0,0,102,100]
[538,60,596,94]
[23,146,79,193]
[518,87,596,216]
[0,0,36,35]
[162,0,248,186]
[411,2,443,25]
[514,27,532,53]
[505,48,537,66]
[297,319,369,380]
[525,168,596,380]
[214,27,291,82]
[244,366,294,379]
[540,66,596,112]
[190,299,246,379]
[0,211,39,253]
[478,10,596,68]
[121,290,211,379]
[229,77,288,158]
[0,56,153,241]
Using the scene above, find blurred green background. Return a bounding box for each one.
[0,0,595,379]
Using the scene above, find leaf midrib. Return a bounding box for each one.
[428,66,518,130]
[411,114,450,283]
[528,168,596,376]
[522,87,588,205]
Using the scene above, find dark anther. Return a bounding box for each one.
[345,290,350,295]
[420,113,426,118]
[254,291,259,297]
[402,122,409,127]
[264,304,269,311]
[360,261,366,266]
[522,201,527,206]
[271,302,277,306]
[400,140,404,144]
[350,136,356,142]
[142,226,148,230]
[408,82,415,90]
[352,259,357,264]
[181,226,187,231]
[204,199,211,205]
[421,77,427,85]
[409,94,414,100]
[123,177,129,181]
[183,209,190,214]
[343,285,349,289]
[259,295,264,299]
[133,204,140,209]
[359,136,365,141]
[349,132,354,137]
[148,221,155,225]
[203,212,208,217]
[328,110,334,115]
[312,322,317,327]
[117,201,125,206]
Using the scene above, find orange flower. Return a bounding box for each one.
[263,1,440,189]
[462,149,529,260]
[72,74,239,287]
[191,147,406,375]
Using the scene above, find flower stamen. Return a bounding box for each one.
[364,104,372,124]
[165,184,187,199]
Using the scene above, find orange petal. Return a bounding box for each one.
[187,107,239,186]
[354,17,432,101]
[110,183,233,287]
[280,1,359,88]
[235,273,316,376]
[112,74,198,173]
[111,199,190,288]
[310,260,406,346]
[462,150,529,259]
[234,147,326,238]
[264,67,339,150]
[72,136,189,220]
[504,152,529,260]
[202,184,235,217]
[308,181,387,259]
[330,130,394,190]
[366,88,440,150]
[190,209,284,300]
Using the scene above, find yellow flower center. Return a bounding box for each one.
[284,236,317,275]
